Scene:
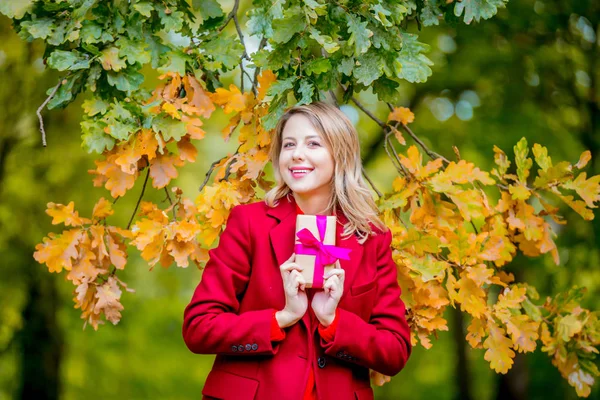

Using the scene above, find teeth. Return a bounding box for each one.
[292,170,311,173]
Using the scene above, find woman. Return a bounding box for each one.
[183,102,411,400]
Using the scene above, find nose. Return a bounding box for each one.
[292,145,305,161]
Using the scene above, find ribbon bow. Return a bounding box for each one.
[295,215,352,288]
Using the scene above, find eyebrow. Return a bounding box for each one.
[282,135,321,141]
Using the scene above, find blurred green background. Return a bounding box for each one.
[0,1,599,399]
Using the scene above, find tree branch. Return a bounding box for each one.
[199,156,228,192]
[126,167,150,230]
[362,167,382,198]
[37,79,62,147]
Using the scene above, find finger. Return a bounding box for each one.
[324,269,345,280]
[287,253,296,263]
[281,262,304,273]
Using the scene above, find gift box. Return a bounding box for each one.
[295,214,352,288]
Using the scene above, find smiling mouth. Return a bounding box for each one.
[290,169,313,178]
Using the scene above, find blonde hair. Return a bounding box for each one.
[264,102,387,244]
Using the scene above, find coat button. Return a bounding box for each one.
[317,357,326,369]
[336,351,344,358]
[231,345,237,352]
[237,345,244,352]
[251,343,258,351]
[245,344,252,351]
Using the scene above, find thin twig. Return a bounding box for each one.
[385,130,409,176]
[164,186,173,205]
[401,123,450,163]
[233,12,249,60]
[362,167,382,198]
[352,97,386,128]
[37,79,63,147]
[199,156,227,192]
[126,167,150,230]
[251,37,268,95]
[218,0,238,33]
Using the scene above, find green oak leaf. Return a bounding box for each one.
[304,58,331,76]
[373,77,401,103]
[192,0,223,19]
[46,72,85,110]
[81,119,115,154]
[21,18,54,40]
[308,27,340,54]
[371,3,393,27]
[396,32,433,83]
[117,37,151,66]
[0,0,34,18]
[157,51,189,76]
[272,7,306,44]
[346,14,372,55]
[133,2,154,17]
[262,94,288,131]
[354,52,383,86]
[152,114,187,141]
[106,70,144,94]
[267,76,296,98]
[454,0,507,24]
[47,50,90,71]
[420,0,443,26]
[82,98,110,116]
[80,21,103,44]
[297,80,314,105]
[338,57,355,76]
[203,34,244,70]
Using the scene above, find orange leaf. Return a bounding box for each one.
[34,229,83,273]
[134,129,159,161]
[388,107,415,125]
[46,202,89,227]
[94,276,124,325]
[257,70,277,101]
[183,75,215,118]
[92,198,114,220]
[166,239,195,268]
[107,232,127,270]
[162,102,181,119]
[484,324,515,374]
[114,143,143,174]
[575,150,591,169]
[149,153,179,188]
[210,84,246,114]
[177,137,198,162]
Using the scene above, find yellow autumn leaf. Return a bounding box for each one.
[46,201,89,227]
[388,107,415,125]
[484,324,515,374]
[210,84,247,114]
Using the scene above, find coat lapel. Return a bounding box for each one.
[267,195,364,334]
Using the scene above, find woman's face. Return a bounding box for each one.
[278,114,335,199]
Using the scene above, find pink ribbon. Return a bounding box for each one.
[295,215,352,288]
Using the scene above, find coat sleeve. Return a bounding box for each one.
[319,229,412,376]
[182,205,280,356]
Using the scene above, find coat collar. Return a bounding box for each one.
[267,195,364,333]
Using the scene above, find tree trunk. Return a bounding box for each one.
[17,255,63,400]
[451,307,473,400]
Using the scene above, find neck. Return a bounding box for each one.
[292,192,332,215]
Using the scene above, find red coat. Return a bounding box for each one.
[183,195,411,400]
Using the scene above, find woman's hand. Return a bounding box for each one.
[276,253,308,328]
[370,370,391,387]
[311,263,345,327]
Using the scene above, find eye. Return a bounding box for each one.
[309,141,321,147]
[283,142,294,148]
